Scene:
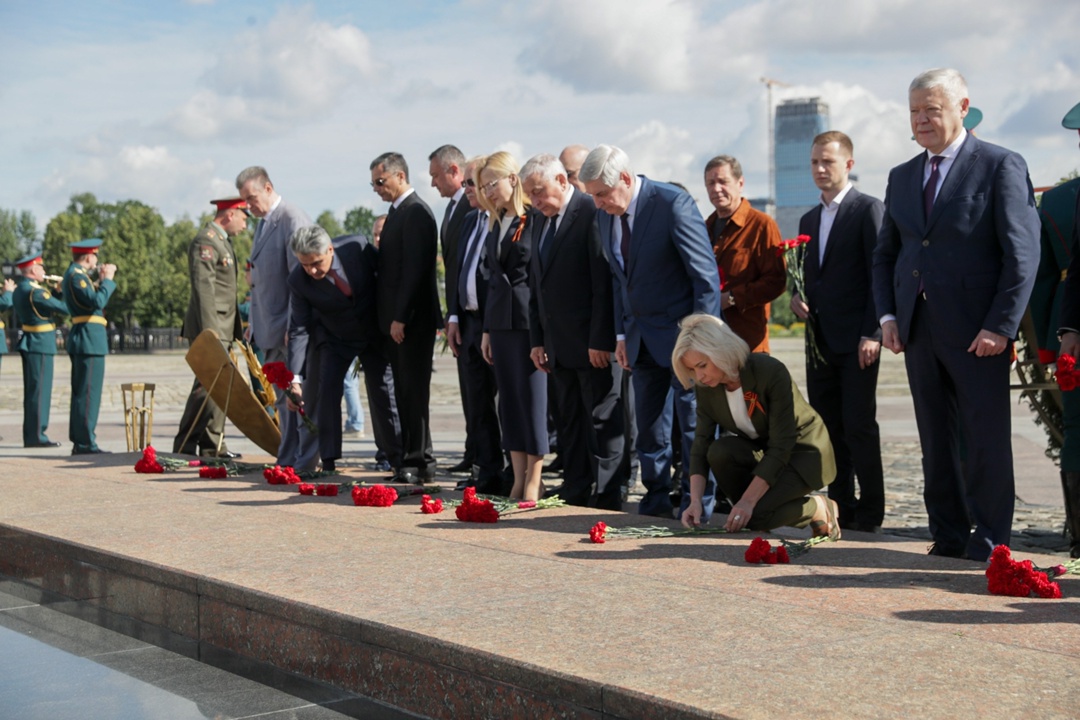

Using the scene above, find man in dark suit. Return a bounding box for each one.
[792,131,885,533]
[522,153,626,509]
[370,152,443,483]
[581,145,722,519]
[285,225,397,472]
[237,166,319,470]
[428,144,474,474]
[872,68,1041,561]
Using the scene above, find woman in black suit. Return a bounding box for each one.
[476,151,548,501]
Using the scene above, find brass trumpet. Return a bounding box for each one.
[43,274,64,284]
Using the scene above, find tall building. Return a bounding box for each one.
[774,97,830,238]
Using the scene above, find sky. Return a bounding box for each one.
[1,0,1078,231]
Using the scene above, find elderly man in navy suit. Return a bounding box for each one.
[581,145,722,519]
[237,166,319,470]
[872,68,1041,561]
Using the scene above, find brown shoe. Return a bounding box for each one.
[809,495,842,541]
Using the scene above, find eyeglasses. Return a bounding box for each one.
[464,178,476,187]
[480,177,505,193]
[370,177,388,188]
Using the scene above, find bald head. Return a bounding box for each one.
[559,144,590,191]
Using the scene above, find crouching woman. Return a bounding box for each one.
[673,313,840,538]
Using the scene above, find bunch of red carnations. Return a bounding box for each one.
[352,484,397,507]
[420,495,444,514]
[745,537,790,564]
[455,487,499,523]
[986,545,1064,599]
[1056,355,1080,392]
[264,465,302,485]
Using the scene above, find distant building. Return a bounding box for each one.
[774,97,830,238]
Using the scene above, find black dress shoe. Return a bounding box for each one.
[454,478,476,491]
[446,460,473,474]
[26,441,61,448]
[322,459,336,472]
[927,543,966,559]
[202,450,242,459]
[542,457,564,474]
[72,447,111,455]
[387,469,421,484]
[850,522,883,534]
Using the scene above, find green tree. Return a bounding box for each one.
[316,210,344,238]
[0,209,40,265]
[343,206,377,239]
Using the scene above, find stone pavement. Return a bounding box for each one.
[0,341,1077,719]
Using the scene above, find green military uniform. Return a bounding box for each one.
[62,241,117,454]
[1031,177,1080,469]
[12,263,69,447]
[173,219,243,455]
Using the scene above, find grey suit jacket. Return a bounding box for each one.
[872,134,1040,346]
[249,197,312,350]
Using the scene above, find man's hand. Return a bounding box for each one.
[446,322,462,357]
[530,346,550,373]
[615,340,630,370]
[720,290,734,311]
[390,321,406,344]
[285,382,302,412]
[881,320,904,354]
[1061,331,1080,360]
[3,278,15,293]
[858,337,881,369]
[481,332,493,365]
[588,349,610,368]
[790,292,809,320]
[967,329,1008,357]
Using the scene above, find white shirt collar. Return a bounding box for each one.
[821,182,854,211]
[392,187,415,209]
[926,129,967,161]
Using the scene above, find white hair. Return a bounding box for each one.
[290,225,332,256]
[579,144,633,187]
[671,314,750,389]
[519,153,566,184]
[909,68,969,105]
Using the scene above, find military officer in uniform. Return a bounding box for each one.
[12,254,68,447]
[1046,101,1080,558]
[173,197,248,458]
[62,239,117,454]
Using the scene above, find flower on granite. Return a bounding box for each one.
[134,446,164,473]
[315,483,339,497]
[298,483,315,495]
[986,545,1070,599]
[199,466,228,479]
[589,522,608,543]
[454,486,500,523]
[264,466,302,485]
[188,459,202,467]
[745,537,778,564]
[351,484,398,507]
[421,494,444,514]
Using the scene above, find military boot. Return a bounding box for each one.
[1061,471,1080,559]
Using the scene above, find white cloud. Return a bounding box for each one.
[164,6,377,140]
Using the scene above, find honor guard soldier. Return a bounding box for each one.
[62,238,117,454]
[1046,101,1080,558]
[12,254,68,447]
[173,196,247,458]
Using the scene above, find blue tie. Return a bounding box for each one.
[620,213,632,269]
[540,215,558,268]
[923,155,944,221]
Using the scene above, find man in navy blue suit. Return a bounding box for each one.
[581,145,722,519]
[872,68,1041,561]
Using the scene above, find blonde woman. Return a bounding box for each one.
[475,151,548,501]
[672,313,840,537]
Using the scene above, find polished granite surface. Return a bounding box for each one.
[0,582,418,720]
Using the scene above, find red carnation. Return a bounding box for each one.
[421,495,444,514]
[199,466,227,479]
[315,483,339,497]
[351,484,398,507]
[589,521,608,543]
[1058,355,1076,373]
[745,537,772,563]
[298,483,315,495]
[264,465,301,485]
[454,486,500,523]
[775,545,790,563]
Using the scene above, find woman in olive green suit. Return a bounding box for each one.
[673,313,840,537]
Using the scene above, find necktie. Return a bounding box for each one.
[441,199,456,239]
[923,155,944,221]
[541,215,558,268]
[620,213,632,269]
[327,268,352,297]
[457,216,485,310]
[254,218,265,244]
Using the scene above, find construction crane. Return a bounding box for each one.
[760,76,791,210]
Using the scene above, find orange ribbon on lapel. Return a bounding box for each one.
[511,214,528,243]
[744,391,765,418]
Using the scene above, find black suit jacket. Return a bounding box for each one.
[446,208,489,318]
[377,191,443,334]
[441,193,472,320]
[528,188,616,369]
[287,237,379,375]
[799,187,885,354]
[484,210,538,331]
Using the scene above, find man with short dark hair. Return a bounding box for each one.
[703,155,786,353]
[792,131,885,533]
[873,68,1041,561]
[370,152,442,482]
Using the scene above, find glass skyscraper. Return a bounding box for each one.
[774,97,830,237]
